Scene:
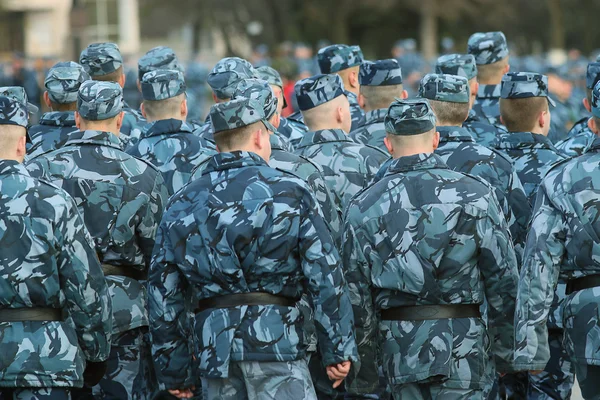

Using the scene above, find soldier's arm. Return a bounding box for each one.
[57,195,112,362]
[504,170,532,267]
[137,172,169,266]
[514,185,565,371]
[477,191,520,373]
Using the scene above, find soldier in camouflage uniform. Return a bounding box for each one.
[293,74,389,214]
[148,96,358,400]
[468,32,510,127]
[26,62,89,162]
[317,45,366,131]
[343,99,519,400]
[0,95,112,400]
[514,80,600,400]
[126,69,216,196]
[436,53,502,147]
[419,73,530,263]
[555,62,600,157]
[350,59,407,151]
[26,81,169,400]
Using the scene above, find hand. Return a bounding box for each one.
[326,361,352,389]
[168,387,195,399]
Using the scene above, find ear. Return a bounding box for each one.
[74,112,81,129]
[350,70,359,89]
[504,63,510,74]
[272,113,281,130]
[140,102,147,119]
[358,93,366,109]
[212,92,219,103]
[16,134,26,160]
[584,98,591,113]
[472,81,479,95]
[119,73,126,88]
[384,136,394,156]
[499,115,504,126]
[588,117,598,134]
[432,131,440,151]
[253,128,263,149]
[336,106,344,125]
[401,90,408,100]
[43,91,52,109]
[538,110,547,128]
[181,98,188,119]
[116,112,125,132]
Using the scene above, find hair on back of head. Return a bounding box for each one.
[500,97,548,132]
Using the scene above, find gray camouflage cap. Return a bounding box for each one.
[233,79,278,121]
[467,32,509,65]
[257,66,283,88]
[295,74,346,111]
[385,99,436,136]
[419,74,470,104]
[501,72,555,107]
[44,61,90,104]
[141,69,186,101]
[0,96,28,128]
[586,62,600,89]
[592,81,600,118]
[210,96,277,134]
[435,54,478,81]
[207,57,258,100]
[138,46,184,81]
[359,59,403,86]
[317,44,364,74]
[77,80,124,121]
[79,42,123,77]
[0,86,39,114]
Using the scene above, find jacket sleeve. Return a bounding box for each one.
[137,172,169,267]
[504,170,533,266]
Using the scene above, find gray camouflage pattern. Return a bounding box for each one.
[0,96,27,128]
[359,59,403,86]
[141,69,186,101]
[419,73,470,103]
[501,72,555,106]
[385,99,436,136]
[44,62,90,104]
[138,46,183,82]
[233,78,278,120]
[0,86,38,117]
[467,32,509,65]
[256,66,283,89]
[463,109,502,147]
[349,108,388,151]
[209,97,276,134]
[347,90,366,131]
[77,80,124,121]
[295,74,346,111]
[207,57,258,100]
[317,44,364,74]
[278,116,308,149]
[79,42,123,77]
[435,54,478,80]
[586,62,600,89]
[555,117,594,157]
[472,84,502,126]
[26,111,78,161]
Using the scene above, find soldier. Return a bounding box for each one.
[148,96,357,400]
[80,42,144,139]
[419,73,530,263]
[126,69,216,196]
[27,62,89,161]
[467,32,510,126]
[26,81,169,400]
[293,74,389,213]
[514,80,600,400]
[350,59,407,151]
[555,62,600,157]
[344,98,519,400]
[317,44,366,131]
[436,53,502,147]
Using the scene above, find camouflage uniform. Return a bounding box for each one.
[350,59,403,151]
[468,32,509,126]
[148,97,357,399]
[26,81,168,400]
[293,74,388,214]
[0,96,112,399]
[317,45,366,131]
[126,70,217,196]
[344,99,519,399]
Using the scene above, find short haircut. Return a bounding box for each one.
[143,93,185,120]
[587,88,593,106]
[93,66,124,83]
[360,84,404,110]
[427,99,469,125]
[78,113,120,129]
[500,97,548,132]
[214,121,260,152]
[386,127,436,148]
[477,57,508,82]
[50,100,77,112]
[301,95,347,130]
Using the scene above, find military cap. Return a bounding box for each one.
[467,32,509,65]
[435,54,478,81]
[317,44,364,74]
[233,78,278,120]
[419,74,470,103]
[207,57,258,100]
[586,62,600,89]
[385,99,436,136]
[138,46,183,81]
[0,86,38,114]
[591,80,600,119]
[501,72,555,107]
[79,42,123,77]
[141,69,186,101]
[257,66,283,89]
[359,59,403,86]
[295,74,346,111]
[44,61,90,104]
[0,96,28,128]
[209,96,277,134]
[77,80,124,121]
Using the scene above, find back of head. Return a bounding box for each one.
[295,74,349,131]
[0,95,29,161]
[317,44,364,74]
[435,54,478,81]
[45,61,90,112]
[207,57,258,101]
[467,32,509,83]
[233,78,278,123]
[77,80,124,132]
[138,46,184,82]
[500,72,554,132]
[141,69,187,121]
[79,42,124,83]
[384,98,438,156]
[419,73,470,125]
[359,59,404,110]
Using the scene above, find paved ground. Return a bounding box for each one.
[572,379,583,399]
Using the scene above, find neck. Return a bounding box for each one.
[477,78,501,86]
[307,124,345,133]
[437,122,459,127]
[393,147,433,159]
[530,127,546,136]
[146,115,184,123]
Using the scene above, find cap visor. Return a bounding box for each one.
[27,102,39,114]
[263,119,277,133]
[547,96,556,108]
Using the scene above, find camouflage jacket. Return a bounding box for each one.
[343,153,519,393]
[463,109,502,148]
[472,84,502,126]
[555,116,595,157]
[436,126,531,263]
[294,129,389,212]
[349,108,388,151]
[0,160,112,387]
[121,102,146,137]
[493,132,566,205]
[26,111,78,162]
[278,116,308,150]
[148,151,358,387]
[548,98,578,144]
[347,91,366,131]
[26,130,168,335]
[515,137,600,370]
[126,119,217,196]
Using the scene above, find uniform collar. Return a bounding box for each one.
[477,84,502,99]
[63,130,123,150]
[384,152,449,176]
[39,111,76,127]
[437,126,475,143]
[201,151,268,175]
[270,133,287,151]
[364,108,387,124]
[141,118,193,139]
[587,135,600,152]
[297,129,352,148]
[0,159,29,177]
[496,131,556,150]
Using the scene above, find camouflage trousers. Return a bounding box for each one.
[573,363,600,400]
[390,382,484,400]
[0,388,70,400]
[201,359,317,400]
[528,330,575,399]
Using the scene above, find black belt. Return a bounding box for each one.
[195,292,297,314]
[380,304,481,321]
[566,275,600,295]
[102,264,147,280]
[0,308,65,322]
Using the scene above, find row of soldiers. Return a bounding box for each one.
[0,28,599,400]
